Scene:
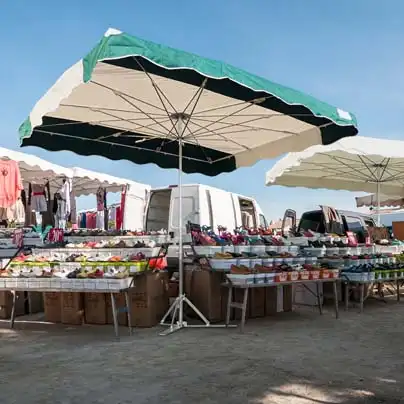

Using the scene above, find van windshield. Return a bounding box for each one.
[299,211,325,233]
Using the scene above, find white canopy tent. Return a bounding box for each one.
[265,136,404,225]
[0,146,73,190]
[72,167,150,197]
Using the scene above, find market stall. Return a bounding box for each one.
[19,27,357,336]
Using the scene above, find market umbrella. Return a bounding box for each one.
[356,194,404,209]
[19,28,358,334]
[265,136,404,226]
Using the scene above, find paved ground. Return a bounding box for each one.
[1,299,404,404]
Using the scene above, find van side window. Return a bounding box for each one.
[259,214,268,228]
[299,211,324,233]
[345,215,366,242]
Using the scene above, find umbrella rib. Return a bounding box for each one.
[186,100,262,138]
[357,156,379,182]
[60,103,167,117]
[189,115,300,137]
[34,129,213,164]
[300,161,374,181]
[91,108,172,139]
[298,162,375,182]
[379,157,390,181]
[184,118,251,152]
[90,80,167,113]
[319,154,378,182]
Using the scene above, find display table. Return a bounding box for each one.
[222,279,339,332]
[342,277,403,313]
[0,278,133,337]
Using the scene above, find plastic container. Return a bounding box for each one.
[273,258,284,266]
[303,247,326,257]
[295,256,308,265]
[250,245,266,255]
[266,272,276,284]
[234,245,250,254]
[226,273,255,285]
[209,258,238,271]
[326,247,339,256]
[255,273,266,284]
[265,246,278,254]
[262,258,274,267]
[222,245,235,254]
[338,247,351,257]
[304,257,317,265]
[250,258,262,267]
[283,257,294,265]
[193,246,223,257]
[278,246,289,254]
[237,258,251,267]
[288,246,299,256]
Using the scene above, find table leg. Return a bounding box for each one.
[397,279,400,302]
[333,281,339,319]
[344,282,349,311]
[225,287,232,326]
[316,282,323,315]
[240,288,248,333]
[110,293,119,338]
[9,290,16,329]
[124,291,132,336]
[359,283,365,313]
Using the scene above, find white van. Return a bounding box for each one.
[145,184,268,237]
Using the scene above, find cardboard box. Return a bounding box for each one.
[131,271,168,301]
[61,292,83,325]
[265,287,278,316]
[28,292,44,314]
[130,296,169,327]
[84,293,107,325]
[184,267,225,322]
[283,285,293,312]
[43,292,61,323]
[0,291,26,319]
[250,288,265,318]
[106,293,128,326]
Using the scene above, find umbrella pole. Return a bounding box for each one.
[160,113,233,335]
[377,181,381,226]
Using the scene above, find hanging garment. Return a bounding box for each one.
[8,199,25,223]
[108,206,117,229]
[96,187,105,211]
[70,190,77,224]
[0,160,23,208]
[80,212,86,228]
[116,206,122,230]
[96,210,104,229]
[30,184,47,212]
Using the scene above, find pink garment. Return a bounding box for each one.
[0,161,23,208]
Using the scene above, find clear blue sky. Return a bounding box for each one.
[1,0,404,220]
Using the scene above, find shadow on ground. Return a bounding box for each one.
[1,299,403,403]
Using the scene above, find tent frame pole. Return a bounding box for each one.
[160,113,231,336]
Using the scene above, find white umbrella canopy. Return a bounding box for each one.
[356,194,404,208]
[265,136,404,224]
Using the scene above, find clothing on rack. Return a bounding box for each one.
[29,183,47,212]
[70,190,77,224]
[96,210,104,229]
[0,160,23,208]
[96,187,105,211]
[116,206,122,230]
[8,198,25,223]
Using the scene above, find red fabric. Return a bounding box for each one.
[86,212,97,229]
[119,187,126,229]
[116,206,122,230]
[0,160,23,208]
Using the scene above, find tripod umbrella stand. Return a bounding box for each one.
[19,28,358,335]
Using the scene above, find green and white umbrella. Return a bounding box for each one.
[19,28,357,175]
[19,28,358,334]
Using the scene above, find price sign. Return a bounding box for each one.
[48,228,65,243]
[13,229,24,248]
